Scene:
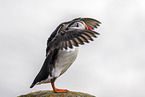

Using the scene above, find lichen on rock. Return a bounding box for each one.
[18,90,95,97]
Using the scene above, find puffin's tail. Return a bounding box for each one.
[30,52,54,88]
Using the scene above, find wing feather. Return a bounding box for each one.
[46,29,99,54]
[83,18,101,29]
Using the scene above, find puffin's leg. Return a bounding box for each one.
[51,81,68,93]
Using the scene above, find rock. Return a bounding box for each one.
[18,90,95,97]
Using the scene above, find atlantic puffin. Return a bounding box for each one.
[30,17,101,93]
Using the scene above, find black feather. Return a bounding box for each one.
[71,38,79,47]
[79,34,90,43]
[82,33,94,41]
[30,52,54,88]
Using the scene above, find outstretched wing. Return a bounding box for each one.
[46,29,100,56]
[46,17,101,56]
[73,18,101,30]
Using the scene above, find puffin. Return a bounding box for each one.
[30,17,101,93]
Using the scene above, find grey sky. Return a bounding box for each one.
[0,0,145,97]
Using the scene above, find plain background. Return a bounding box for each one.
[0,0,145,97]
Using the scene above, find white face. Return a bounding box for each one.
[68,21,86,30]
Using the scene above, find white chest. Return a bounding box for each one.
[52,47,79,77]
[38,48,79,84]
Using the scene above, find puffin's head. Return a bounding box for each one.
[60,19,92,31]
[67,21,87,30]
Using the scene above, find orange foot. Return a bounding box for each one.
[51,82,68,93]
[54,88,68,93]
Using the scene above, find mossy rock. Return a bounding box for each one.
[18,90,95,97]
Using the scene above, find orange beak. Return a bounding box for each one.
[85,24,92,30]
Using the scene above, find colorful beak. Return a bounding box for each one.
[85,24,92,30]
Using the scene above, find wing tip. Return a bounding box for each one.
[72,17,101,24]
[30,83,35,88]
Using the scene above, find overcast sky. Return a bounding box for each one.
[0,0,145,97]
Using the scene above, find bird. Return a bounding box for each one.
[30,17,101,93]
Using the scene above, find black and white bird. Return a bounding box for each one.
[30,17,101,93]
